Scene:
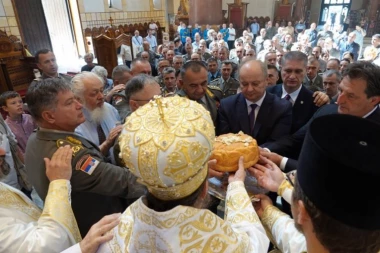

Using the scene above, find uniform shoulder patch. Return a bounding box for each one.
[75,155,99,175]
[57,137,84,157]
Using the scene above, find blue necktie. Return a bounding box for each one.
[249,104,258,132]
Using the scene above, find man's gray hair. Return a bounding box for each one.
[112,65,130,81]
[84,52,94,58]
[323,69,342,82]
[91,66,108,79]
[71,72,103,99]
[282,51,308,67]
[125,74,158,103]
[26,78,71,122]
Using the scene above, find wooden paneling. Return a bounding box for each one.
[12,0,52,55]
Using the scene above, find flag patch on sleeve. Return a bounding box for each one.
[79,156,99,175]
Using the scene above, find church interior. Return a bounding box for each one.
[0,0,377,95]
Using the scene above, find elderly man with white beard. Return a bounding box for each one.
[72,72,122,163]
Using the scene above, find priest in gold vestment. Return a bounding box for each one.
[98,96,270,252]
[0,146,82,252]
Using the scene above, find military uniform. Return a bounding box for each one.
[176,88,221,126]
[161,86,177,97]
[209,77,239,98]
[31,73,73,86]
[25,129,132,237]
[154,75,164,88]
[110,90,131,122]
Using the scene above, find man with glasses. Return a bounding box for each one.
[210,61,239,97]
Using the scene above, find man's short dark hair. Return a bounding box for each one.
[343,61,380,98]
[26,78,71,122]
[282,51,308,67]
[35,49,52,63]
[323,69,342,81]
[0,91,21,107]
[292,177,380,253]
[112,65,130,81]
[162,67,176,77]
[180,61,207,80]
[328,58,340,65]
[125,74,158,103]
[207,57,218,64]
[131,58,150,70]
[267,64,278,72]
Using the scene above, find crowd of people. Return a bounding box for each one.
[0,17,380,253]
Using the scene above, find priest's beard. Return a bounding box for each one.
[87,105,107,124]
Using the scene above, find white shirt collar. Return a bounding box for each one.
[245,92,266,109]
[281,84,302,102]
[363,105,379,118]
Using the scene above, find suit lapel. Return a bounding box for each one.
[253,93,273,137]
[236,94,251,134]
[366,106,380,123]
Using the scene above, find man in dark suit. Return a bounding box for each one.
[266,51,326,135]
[217,60,292,146]
[338,32,360,61]
[263,61,380,171]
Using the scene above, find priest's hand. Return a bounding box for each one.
[45,145,73,182]
[313,91,329,107]
[248,155,285,192]
[80,213,121,253]
[229,156,246,183]
[208,159,224,178]
[253,194,273,218]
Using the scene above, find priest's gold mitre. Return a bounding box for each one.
[118,96,215,200]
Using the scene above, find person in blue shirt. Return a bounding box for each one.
[220,23,229,42]
[192,23,201,41]
[203,24,210,40]
[179,23,189,44]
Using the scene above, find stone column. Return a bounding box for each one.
[189,0,223,25]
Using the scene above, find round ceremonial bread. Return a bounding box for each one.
[210,131,259,172]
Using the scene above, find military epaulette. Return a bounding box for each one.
[208,85,223,92]
[209,78,221,83]
[57,136,84,157]
[208,86,224,101]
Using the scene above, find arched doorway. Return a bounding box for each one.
[319,0,351,30]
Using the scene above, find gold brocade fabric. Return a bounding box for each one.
[277,179,293,197]
[105,182,266,252]
[261,205,288,232]
[41,180,82,243]
[0,183,41,221]
[118,96,215,200]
